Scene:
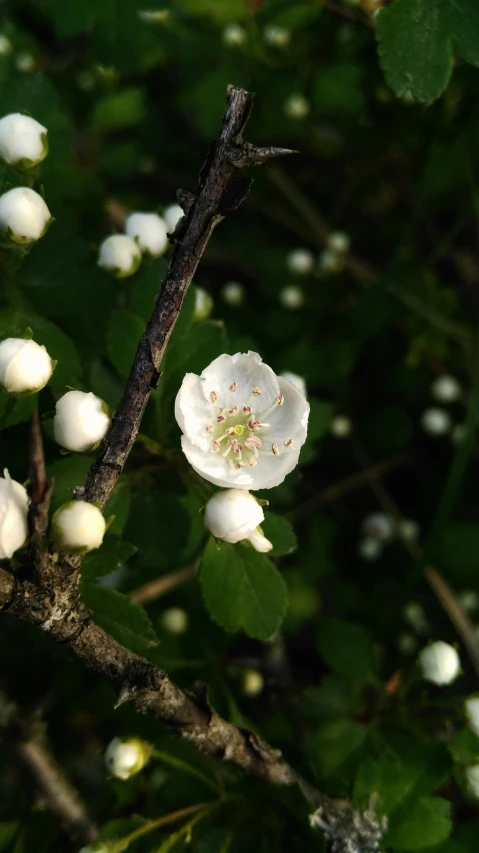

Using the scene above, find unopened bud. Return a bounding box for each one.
[105,737,149,780]
[193,287,213,322]
[0,35,12,56]
[421,407,451,436]
[418,641,460,685]
[465,695,479,738]
[431,374,461,403]
[263,24,290,47]
[223,23,246,47]
[357,537,382,561]
[52,501,106,553]
[53,390,110,452]
[0,470,29,559]
[465,764,479,799]
[98,234,141,278]
[362,512,394,543]
[221,281,245,306]
[242,669,264,697]
[330,415,352,438]
[279,285,304,310]
[0,187,51,244]
[163,203,183,232]
[286,248,315,275]
[0,337,53,394]
[125,211,168,257]
[0,113,48,170]
[326,231,350,255]
[161,607,188,634]
[284,94,310,120]
[204,489,272,552]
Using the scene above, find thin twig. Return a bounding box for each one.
[28,408,54,586]
[130,563,198,606]
[425,567,479,681]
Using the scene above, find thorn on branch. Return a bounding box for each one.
[227,142,297,169]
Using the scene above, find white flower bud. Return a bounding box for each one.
[105,737,148,780]
[223,23,246,47]
[421,407,452,436]
[286,248,315,275]
[0,470,29,559]
[204,489,272,552]
[279,285,304,310]
[52,501,106,553]
[125,212,168,257]
[458,590,479,614]
[53,390,110,452]
[330,415,352,438]
[431,374,461,403]
[403,601,429,634]
[319,248,343,275]
[465,695,479,738]
[0,35,12,56]
[327,231,350,254]
[98,234,141,278]
[418,641,460,685]
[465,764,479,798]
[161,607,188,634]
[193,287,213,322]
[284,94,310,120]
[15,52,35,73]
[263,24,290,47]
[280,371,307,398]
[242,669,264,697]
[0,337,53,394]
[0,113,48,169]
[357,537,382,561]
[221,281,245,306]
[0,187,51,244]
[398,519,420,542]
[163,203,183,232]
[362,512,394,543]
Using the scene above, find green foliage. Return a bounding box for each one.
[80,582,159,656]
[317,619,380,686]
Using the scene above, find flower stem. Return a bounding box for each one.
[151,748,219,793]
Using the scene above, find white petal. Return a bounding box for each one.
[247,529,273,552]
[181,436,256,489]
[264,376,309,443]
[175,373,211,451]
[200,351,280,410]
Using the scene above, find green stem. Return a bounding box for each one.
[152,749,219,793]
[114,802,210,851]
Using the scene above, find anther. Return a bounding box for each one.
[235,461,246,469]
[205,424,214,433]
[229,406,238,416]
[248,458,258,467]
[272,443,279,455]
[212,441,220,452]
[229,382,237,392]
[209,391,218,404]
[243,406,252,414]
[276,394,285,406]
[252,387,261,396]
[217,415,226,423]
[284,438,294,447]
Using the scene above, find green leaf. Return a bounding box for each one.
[125,490,190,568]
[449,0,479,66]
[354,750,438,816]
[200,538,288,640]
[90,87,146,132]
[129,258,168,321]
[376,0,456,104]
[80,582,159,656]
[81,537,137,580]
[47,456,91,512]
[317,618,380,686]
[310,720,367,781]
[448,729,479,765]
[385,796,452,850]
[261,512,297,556]
[107,309,144,378]
[105,480,131,536]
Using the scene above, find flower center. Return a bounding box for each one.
[207,386,293,469]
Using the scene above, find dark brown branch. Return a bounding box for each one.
[28,408,54,585]
[0,691,97,844]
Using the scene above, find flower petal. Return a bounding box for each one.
[264,376,310,444]
[175,373,211,451]
[200,351,280,410]
[181,436,256,489]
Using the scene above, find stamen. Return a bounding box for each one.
[235,461,246,469]
[217,415,226,423]
[233,444,243,454]
[248,458,257,467]
[243,406,252,414]
[223,443,234,458]
[252,387,261,396]
[277,394,285,406]
[209,391,218,404]
[248,419,263,430]
[205,424,214,434]
[272,443,279,455]
[212,441,220,453]
[229,406,238,416]
[229,382,237,392]
[244,434,262,450]
[284,438,294,447]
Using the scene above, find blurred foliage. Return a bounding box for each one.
[1,0,479,851]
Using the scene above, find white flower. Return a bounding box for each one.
[222,281,245,306]
[330,415,352,438]
[204,489,272,552]
[161,607,188,634]
[0,470,29,559]
[286,248,315,275]
[193,287,213,322]
[105,737,148,780]
[421,407,451,436]
[125,211,168,257]
[53,390,110,452]
[163,203,183,232]
[465,695,479,738]
[263,24,290,47]
[279,285,304,309]
[98,234,141,278]
[52,501,106,553]
[242,669,264,696]
[465,764,479,799]
[0,187,51,244]
[418,641,460,685]
[357,537,382,561]
[175,351,309,490]
[0,337,53,394]
[15,52,35,73]
[0,113,48,169]
[361,512,394,543]
[223,23,246,46]
[327,231,350,254]
[284,94,310,120]
[280,371,306,398]
[0,35,12,56]
[431,374,461,403]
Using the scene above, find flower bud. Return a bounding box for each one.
[193,287,213,322]
[330,415,352,437]
[403,601,429,635]
[105,737,148,780]
[418,641,460,685]
[465,764,479,799]
[125,212,168,257]
[223,23,246,47]
[326,231,350,255]
[362,512,394,543]
[15,52,35,73]
[0,470,29,559]
[280,371,307,398]
[421,407,451,436]
[53,390,110,452]
[357,537,382,561]
[0,35,12,56]
[0,187,51,244]
[0,337,53,394]
[242,669,264,697]
[319,248,343,275]
[52,501,106,553]
[458,590,479,614]
[221,281,245,306]
[204,489,272,552]
[263,24,290,47]
[279,285,304,310]
[161,607,188,634]
[0,113,48,170]
[465,695,479,738]
[163,203,183,232]
[286,248,315,275]
[284,94,310,120]
[431,374,461,403]
[98,234,141,278]
[398,519,420,543]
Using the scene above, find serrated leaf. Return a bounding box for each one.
[107,309,144,378]
[80,582,159,655]
[317,619,380,686]
[81,537,137,580]
[385,796,452,850]
[310,720,367,781]
[47,456,91,512]
[261,512,297,556]
[200,538,288,640]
